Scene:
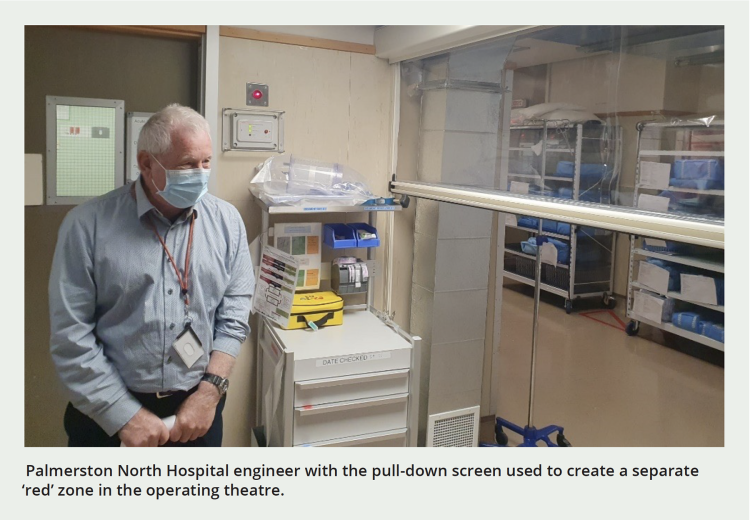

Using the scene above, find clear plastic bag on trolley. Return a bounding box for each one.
[249,154,374,207]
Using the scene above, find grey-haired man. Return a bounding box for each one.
[49,104,254,447]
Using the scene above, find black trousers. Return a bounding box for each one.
[64,387,226,447]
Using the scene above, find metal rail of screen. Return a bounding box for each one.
[390,180,723,249]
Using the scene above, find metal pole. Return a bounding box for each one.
[527,218,543,428]
[527,121,548,428]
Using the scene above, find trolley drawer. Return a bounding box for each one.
[294,369,409,407]
[299,428,408,447]
[293,394,408,446]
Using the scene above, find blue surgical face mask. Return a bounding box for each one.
[150,155,210,208]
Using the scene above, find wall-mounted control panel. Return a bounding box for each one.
[222,108,285,152]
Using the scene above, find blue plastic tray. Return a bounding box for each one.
[349,223,380,248]
[323,224,357,249]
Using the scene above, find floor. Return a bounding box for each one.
[480,284,724,447]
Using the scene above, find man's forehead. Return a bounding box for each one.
[168,130,212,157]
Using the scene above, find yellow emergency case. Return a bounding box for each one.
[284,291,344,330]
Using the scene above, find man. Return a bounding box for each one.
[49,104,254,447]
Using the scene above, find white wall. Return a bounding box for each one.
[216,35,393,446]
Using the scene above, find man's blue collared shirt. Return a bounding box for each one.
[49,178,254,436]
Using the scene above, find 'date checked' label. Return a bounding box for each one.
[316,352,391,368]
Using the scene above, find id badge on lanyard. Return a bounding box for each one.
[149,213,205,368]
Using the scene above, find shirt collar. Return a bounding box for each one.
[134,175,198,223]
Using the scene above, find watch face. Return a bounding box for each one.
[220,380,229,393]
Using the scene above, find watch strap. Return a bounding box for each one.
[201,373,229,395]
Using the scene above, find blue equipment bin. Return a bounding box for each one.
[323,224,357,249]
[672,159,724,182]
[672,312,702,332]
[349,223,380,247]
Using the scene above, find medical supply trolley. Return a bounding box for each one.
[253,198,422,447]
[502,121,622,313]
[626,119,724,351]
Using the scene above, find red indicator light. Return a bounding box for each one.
[252,90,263,99]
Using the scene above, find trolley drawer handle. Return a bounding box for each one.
[303,428,408,447]
[296,369,409,391]
[296,394,408,417]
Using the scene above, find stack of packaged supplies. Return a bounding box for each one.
[672,311,724,343]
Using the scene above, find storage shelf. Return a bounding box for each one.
[631,281,724,313]
[637,184,724,196]
[254,198,402,214]
[508,173,542,180]
[504,247,568,269]
[507,173,573,183]
[633,248,724,274]
[639,150,724,157]
[505,223,570,240]
[503,270,569,298]
[506,121,617,306]
[628,313,724,352]
[508,147,574,153]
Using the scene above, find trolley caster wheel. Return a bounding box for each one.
[602,294,616,309]
[495,425,509,446]
[564,300,572,314]
[626,320,640,336]
[556,433,572,447]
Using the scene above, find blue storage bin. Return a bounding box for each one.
[672,159,724,183]
[704,323,724,343]
[323,224,357,249]
[348,222,380,248]
[555,161,608,178]
[672,312,702,332]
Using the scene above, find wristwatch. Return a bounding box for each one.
[201,373,229,396]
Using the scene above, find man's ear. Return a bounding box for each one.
[137,151,152,179]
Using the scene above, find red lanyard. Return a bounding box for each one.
[148,213,196,307]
